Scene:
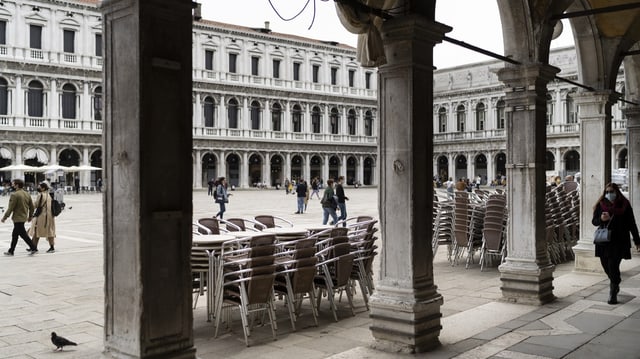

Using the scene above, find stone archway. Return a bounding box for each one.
[201,152,217,187]
[270,154,284,187]
[226,153,240,187]
[248,153,263,186]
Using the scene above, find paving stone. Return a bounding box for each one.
[472,327,512,341]
[507,342,571,359]
[565,312,623,335]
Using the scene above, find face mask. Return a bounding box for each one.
[605,193,617,202]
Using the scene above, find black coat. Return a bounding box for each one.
[592,200,640,259]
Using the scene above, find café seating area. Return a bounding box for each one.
[191,215,378,346]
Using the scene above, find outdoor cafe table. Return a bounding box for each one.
[262,226,309,241]
[192,233,236,249]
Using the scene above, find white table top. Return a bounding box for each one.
[263,226,309,235]
[192,233,236,245]
[228,230,270,238]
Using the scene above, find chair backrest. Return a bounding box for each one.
[225,218,246,231]
[482,228,503,251]
[198,218,221,234]
[255,215,276,229]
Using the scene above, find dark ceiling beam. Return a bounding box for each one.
[622,49,640,57]
[550,2,640,20]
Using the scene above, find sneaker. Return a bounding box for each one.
[3,251,13,256]
[28,249,38,255]
[47,248,55,253]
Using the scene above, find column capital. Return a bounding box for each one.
[571,90,616,105]
[622,105,640,125]
[497,63,560,88]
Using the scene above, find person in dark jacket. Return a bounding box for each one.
[335,176,349,225]
[592,182,640,304]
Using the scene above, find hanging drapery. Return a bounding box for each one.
[0,147,11,159]
[23,148,49,163]
[335,0,395,68]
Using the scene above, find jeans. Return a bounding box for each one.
[297,197,305,213]
[322,207,338,225]
[9,222,36,253]
[216,202,226,219]
[600,255,623,285]
[337,202,347,225]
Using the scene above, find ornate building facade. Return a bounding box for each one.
[0,0,378,189]
[432,46,627,184]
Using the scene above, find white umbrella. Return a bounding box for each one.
[36,164,71,173]
[67,165,102,171]
[0,164,39,171]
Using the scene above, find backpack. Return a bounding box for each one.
[49,193,63,216]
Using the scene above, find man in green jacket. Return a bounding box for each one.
[2,179,38,256]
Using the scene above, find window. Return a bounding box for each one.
[566,92,577,124]
[293,62,301,81]
[205,50,214,70]
[228,53,237,73]
[203,96,215,127]
[63,30,75,53]
[272,59,280,79]
[27,80,44,117]
[95,34,102,57]
[0,21,6,45]
[438,107,447,133]
[475,103,485,131]
[0,78,7,115]
[292,104,302,132]
[456,105,465,132]
[311,106,321,133]
[312,64,320,83]
[272,103,282,131]
[61,83,76,119]
[93,86,102,121]
[330,67,338,85]
[365,72,372,89]
[546,93,553,125]
[250,101,260,129]
[228,98,238,128]
[30,25,42,49]
[330,107,339,134]
[364,111,373,136]
[496,100,505,129]
[348,69,355,87]
[251,56,259,76]
[347,109,356,135]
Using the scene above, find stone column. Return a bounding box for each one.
[304,153,311,182]
[448,153,454,180]
[102,0,196,357]
[358,154,364,186]
[322,154,329,182]
[241,151,249,188]
[573,91,615,272]
[194,150,202,188]
[284,152,291,182]
[624,106,640,221]
[368,15,449,353]
[218,150,226,178]
[497,63,559,305]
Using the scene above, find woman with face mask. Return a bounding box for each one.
[592,182,640,304]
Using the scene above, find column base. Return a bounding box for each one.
[499,260,555,305]
[104,346,197,359]
[369,285,443,354]
[573,241,604,273]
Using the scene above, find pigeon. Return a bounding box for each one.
[51,332,77,351]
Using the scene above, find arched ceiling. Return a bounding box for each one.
[587,0,640,39]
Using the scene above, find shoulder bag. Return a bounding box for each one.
[593,215,613,245]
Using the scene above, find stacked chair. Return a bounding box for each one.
[478,193,508,271]
[313,235,355,321]
[544,186,580,264]
[432,192,455,262]
[451,192,484,268]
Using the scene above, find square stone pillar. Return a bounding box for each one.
[368,15,450,353]
[102,0,196,358]
[497,64,559,305]
[573,92,614,272]
[624,106,640,222]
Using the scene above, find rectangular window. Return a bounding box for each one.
[228,53,237,73]
[476,111,485,130]
[293,62,300,81]
[330,67,338,85]
[205,50,214,70]
[272,59,280,79]
[30,25,42,49]
[348,70,355,87]
[365,72,372,89]
[312,65,320,83]
[63,29,75,53]
[95,34,102,57]
[0,21,6,45]
[251,56,259,76]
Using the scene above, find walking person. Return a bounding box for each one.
[29,182,56,253]
[335,176,349,225]
[74,175,80,194]
[321,179,339,225]
[214,177,230,219]
[310,177,321,199]
[294,178,307,214]
[592,182,640,304]
[207,178,215,196]
[2,179,38,256]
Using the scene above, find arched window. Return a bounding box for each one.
[0,78,7,115]
[250,100,260,130]
[203,96,215,127]
[28,80,44,117]
[62,83,76,119]
[272,102,282,131]
[347,109,356,135]
[311,106,321,134]
[93,86,102,121]
[330,107,339,134]
[456,104,465,132]
[438,107,447,133]
[364,110,373,136]
[566,92,577,124]
[228,98,238,128]
[292,104,302,132]
[496,100,505,129]
[475,103,485,131]
[546,93,554,125]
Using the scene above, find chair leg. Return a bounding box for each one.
[308,289,319,326]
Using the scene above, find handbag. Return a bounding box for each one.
[593,215,613,244]
[33,206,42,217]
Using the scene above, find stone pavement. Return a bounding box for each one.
[1,188,640,358]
